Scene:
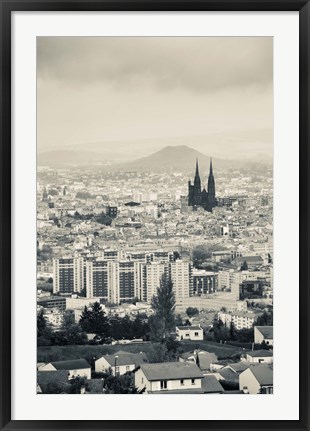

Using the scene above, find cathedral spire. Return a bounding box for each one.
[193,158,201,192]
[209,157,213,176]
[195,158,199,177]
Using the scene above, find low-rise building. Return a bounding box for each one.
[217,311,257,330]
[175,325,204,341]
[39,359,91,380]
[254,326,273,346]
[244,350,273,364]
[239,364,273,394]
[95,351,147,375]
[135,362,204,393]
[179,349,218,372]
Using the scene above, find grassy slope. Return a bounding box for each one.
[37,340,241,364]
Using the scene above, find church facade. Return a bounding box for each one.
[188,158,217,212]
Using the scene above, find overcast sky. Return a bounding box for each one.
[37,37,273,160]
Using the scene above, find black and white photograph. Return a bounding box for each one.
[36,36,274,395]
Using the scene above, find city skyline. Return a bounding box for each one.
[37,36,274,396]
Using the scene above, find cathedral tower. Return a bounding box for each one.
[207,158,216,207]
[188,157,217,212]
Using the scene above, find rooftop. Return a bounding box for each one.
[202,375,225,393]
[50,359,90,370]
[255,326,273,339]
[176,326,202,331]
[140,362,204,381]
[248,364,273,385]
[100,351,147,367]
[246,350,273,358]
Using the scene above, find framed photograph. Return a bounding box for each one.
[1,0,309,430]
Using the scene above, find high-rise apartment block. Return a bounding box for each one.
[53,253,210,304]
[53,257,84,294]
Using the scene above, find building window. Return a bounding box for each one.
[191,379,195,385]
[180,379,184,386]
[116,366,120,373]
[126,366,130,371]
[194,332,199,336]
[160,380,167,389]
[141,377,144,384]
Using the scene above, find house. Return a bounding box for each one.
[244,350,273,364]
[39,359,91,379]
[175,325,204,341]
[201,375,224,394]
[254,326,273,346]
[213,362,252,388]
[37,370,70,394]
[179,349,218,372]
[239,364,273,394]
[135,362,204,393]
[217,367,240,385]
[95,350,147,375]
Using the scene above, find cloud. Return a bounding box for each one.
[37,36,272,92]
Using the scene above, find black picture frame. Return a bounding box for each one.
[1,1,309,430]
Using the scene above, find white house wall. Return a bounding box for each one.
[239,368,260,394]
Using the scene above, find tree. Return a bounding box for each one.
[235,327,254,343]
[175,314,183,327]
[146,343,169,363]
[60,311,87,345]
[150,274,176,341]
[255,310,273,326]
[103,371,145,394]
[165,337,183,360]
[240,260,248,271]
[229,322,237,341]
[186,307,199,318]
[79,302,109,337]
[96,212,113,226]
[68,377,86,394]
[79,306,93,333]
[37,310,53,346]
[210,317,230,343]
[37,310,48,337]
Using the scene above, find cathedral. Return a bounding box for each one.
[188,158,217,212]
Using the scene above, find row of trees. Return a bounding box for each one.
[38,273,180,349]
[37,306,151,347]
[42,371,144,395]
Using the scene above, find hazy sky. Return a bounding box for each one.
[37,37,273,160]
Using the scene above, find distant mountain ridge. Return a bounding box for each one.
[38,144,272,170]
[111,145,250,172]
